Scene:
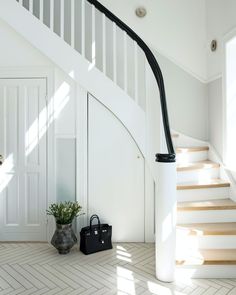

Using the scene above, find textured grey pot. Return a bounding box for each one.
[51,223,77,254]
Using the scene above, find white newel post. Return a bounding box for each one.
[155,157,176,282]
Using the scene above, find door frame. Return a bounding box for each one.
[0,66,55,241]
[223,27,236,167]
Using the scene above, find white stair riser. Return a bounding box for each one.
[177,187,229,202]
[177,209,236,223]
[177,168,219,183]
[197,236,236,249]
[177,234,236,249]
[176,151,208,163]
[176,265,236,279]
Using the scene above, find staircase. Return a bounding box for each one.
[0,0,177,281]
[3,0,235,280]
[174,133,236,278]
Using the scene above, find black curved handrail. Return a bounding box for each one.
[87,0,175,162]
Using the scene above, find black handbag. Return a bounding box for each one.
[80,214,112,255]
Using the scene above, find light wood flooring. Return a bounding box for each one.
[0,243,236,294]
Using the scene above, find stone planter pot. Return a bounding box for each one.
[51,223,77,254]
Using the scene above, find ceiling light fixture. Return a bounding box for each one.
[211,40,217,52]
[135,7,147,18]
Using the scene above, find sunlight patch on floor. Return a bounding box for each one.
[117,266,135,295]
[148,281,185,295]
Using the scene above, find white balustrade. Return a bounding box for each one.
[71,0,75,48]
[102,14,106,74]
[134,41,139,104]
[50,0,54,31]
[60,0,64,39]
[112,23,117,84]
[123,31,128,92]
[15,0,146,110]
[39,0,43,23]
[29,0,33,14]
[81,0,85,57]
[91,4,96,65]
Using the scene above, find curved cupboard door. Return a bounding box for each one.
[88,95,145,242]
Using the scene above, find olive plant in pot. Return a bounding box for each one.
[47,201,83,254]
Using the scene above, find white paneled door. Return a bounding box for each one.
[0,79,47,241]
[88,95,145,242]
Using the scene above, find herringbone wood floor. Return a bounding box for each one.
[0,243,236,294]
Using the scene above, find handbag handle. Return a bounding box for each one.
[90,214,101,229]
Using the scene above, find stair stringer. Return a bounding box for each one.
[0,0,146,156]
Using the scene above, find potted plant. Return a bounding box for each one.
[47,201,83,254]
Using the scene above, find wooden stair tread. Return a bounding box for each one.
[177,178,230,190]
[176,249,236,265]
[178,199,236,211]
[176,146,209,153]
[177,222,236,235]
[177,160,220,172]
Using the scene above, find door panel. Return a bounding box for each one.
[88,96,145,242]
[0,79,47,241]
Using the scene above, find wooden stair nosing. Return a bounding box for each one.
[178,199,236,211]
[176,260,236,266]
[176,249,236,266]
[177,160,220,172]
[177,179,230,190]
[177,222,236,236]
[176,146,209,153]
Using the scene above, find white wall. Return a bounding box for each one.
[206,0,236,81]
[155,51,208,141]
[0,19,50,66]
[208,78,223,159]
[100,0,207,81]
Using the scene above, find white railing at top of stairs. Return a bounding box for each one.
[16,0,147,112]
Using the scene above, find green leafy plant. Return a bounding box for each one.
[46,201,83,224]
